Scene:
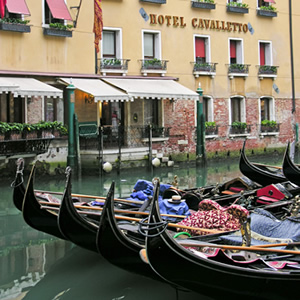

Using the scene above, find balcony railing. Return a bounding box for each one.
[227,64,250,79]
[140,59,168,76]
[205,125,218,136]
[257,65,279,79]
[260,123,280,134]
[229,124,251,135]
[99,58,130,76]
[193,62,217,78]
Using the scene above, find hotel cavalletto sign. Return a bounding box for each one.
[149,14,249,33]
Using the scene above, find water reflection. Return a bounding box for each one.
[0,156,288,300]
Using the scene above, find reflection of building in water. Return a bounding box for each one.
[0,240,72,300]
[0,208,72,300]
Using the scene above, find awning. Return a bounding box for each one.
[6,0,30,15]
[101,78,199,101]
[0,77,19,93]
[46,0,72,21]
[59,78,130,102]
[1,77,63,98]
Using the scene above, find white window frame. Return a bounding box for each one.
[228,38,244,64]
[193,34,211,63]
[142,29,162,60]
[228,95,246,124]
[258,40,273,66]
[258,96,275,124]
[228,0,242,3]
[101,27,123,59]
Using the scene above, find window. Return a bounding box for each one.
[229,96,245,124]
[259,41,272,66]
[229,39,243,64]
[203,96,213,122]
[44,98,64,123]
[144,99,161,127]
[258,0,274,8]
[103,31,116,58]
[43,0,72,26]
[195,36,210,63]
[4,0,30,19]
[142,31,161,60]
[260,97,275,122]
[102,28,122,59]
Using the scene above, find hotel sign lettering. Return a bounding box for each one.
[149,14,249,33]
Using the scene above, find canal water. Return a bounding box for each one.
[0,154,285,300]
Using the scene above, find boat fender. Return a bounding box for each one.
[103,162,112,173]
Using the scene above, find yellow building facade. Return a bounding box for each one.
[0,0,300,164]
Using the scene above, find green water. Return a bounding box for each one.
[0,154,288,300]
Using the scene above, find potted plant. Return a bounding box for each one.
[8,123,23,140]
[191,0,216,10]
[44,23,73,37]
[143,58,163,69]
[0,122,9,140]
[102,58,122,69]
[205,121,218,135]
[0,17,31,33]
[194,62,212,72]
[229,64,247,73]
[257,5,277,17]
[261,120,278,132]
[258,65,278,75]
[226,1,249,14]
[231,121,247,134]
[22,123,38,139]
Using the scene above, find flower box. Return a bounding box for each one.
[23,131,38,139]
[257,10,277,17]
[227,6,248,14]
[0,23,31,33]
[140,0,166,3]
[191,1,216,9]
[9,131,22,140]
[43,27,72,38]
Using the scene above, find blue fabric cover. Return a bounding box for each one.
[127,180,172,202]
[159,199,191,222]
[250,208,300,242]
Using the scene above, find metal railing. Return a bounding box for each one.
[98,58,130,71]
[227,64,250,74]
[139,59,168,71]
[193,62,217,73]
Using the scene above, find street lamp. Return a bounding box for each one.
[196,83,206,165]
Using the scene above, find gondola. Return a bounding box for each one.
[12,158,26,212]
[22,164,67,240]
[96,181,162,280]
[58,166,100,252]
[145,180,300,300]
[239,140,286,186]
[282,142,300,187]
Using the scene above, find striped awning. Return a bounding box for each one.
[102,78,199,101]
[0,77,62,98]
[59,78,130,102]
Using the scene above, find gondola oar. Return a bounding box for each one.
[40,205,225,234]
[35,189,146,205]
[178,240,300,255]
[39,201,188,219]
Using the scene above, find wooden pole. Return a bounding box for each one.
[39,201,188,219]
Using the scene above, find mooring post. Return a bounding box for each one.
[67,80,76,168]
[196,83,206,165]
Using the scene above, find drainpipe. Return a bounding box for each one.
[67,80,76,168]
[196,83,206,165]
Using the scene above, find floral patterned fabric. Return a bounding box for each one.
[177,199,249,236]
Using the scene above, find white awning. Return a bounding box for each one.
[102,78,199,101]
[0,77,62,98]
[59,78,130,102]
[0,77,19,93]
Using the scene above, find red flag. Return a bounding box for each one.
[264,0,276,3]
[0,0,7,18]
[93,0,103,53]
